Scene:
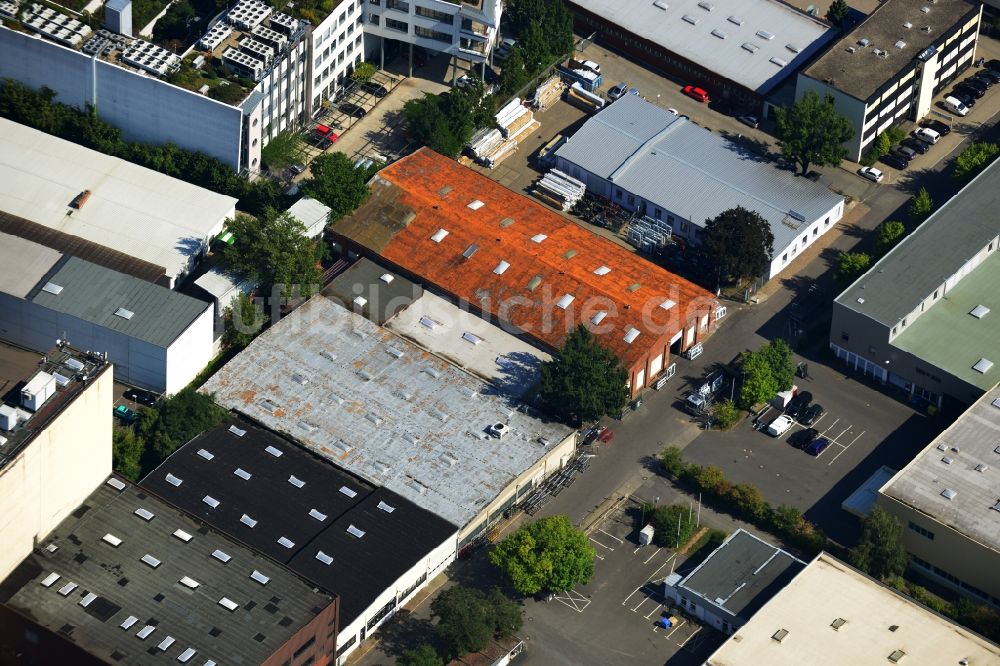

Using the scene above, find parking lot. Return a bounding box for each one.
[518,497,724,666]
[680,352,944,545]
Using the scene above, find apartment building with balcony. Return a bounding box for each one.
[364,0,500,73]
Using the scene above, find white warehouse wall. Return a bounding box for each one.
[0,26,247,170]
[164,305,215,394]
[0,367,112,580]
[767,199,844,279]
[336,530,457,664]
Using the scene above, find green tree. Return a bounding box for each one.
[759,339,795,392]
[710,399,740,430]
[908,187,934,221]
[397,644,443,666]
[886,125,906,146]
[518,22,550,73]
[351,61,377,82]
[701,206,775,284]
[222,209,321,298]
[490,515,596,596]
[861,131,891,166]
[403,94,465,158]
[953,141,1000,182]
[691,465,727,495]
[152,0,198,45]
[431,587,522,658]
[660,446,687,478]
[850,506,909,581]
[767,504,803,534]
[833,251,871,289]
[112,428,144,481]
[499,47,530,96]
[826,0,850,27]
[874,220,906,257]
[739,348,779,408]
[539,324,629,423]
[775,91,855,174]
[302,152,378,223]
[728,483,768,521]
[646,505,697,548]
[222,292,268,351]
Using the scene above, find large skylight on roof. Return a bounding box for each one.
[277,536,295,548]
[265,445,283,457]
[136,625,156,639]
[203,495,220,508]
[178,648,197,663]
[141,554,161,568]
[467,199,485,210]
[79,592,98,607]
[380,273,394,284]
[134,508,155,521]
[659,299,676,310]
[42,282,63,295]
[493,260,510,275]
[431,228,449,243]
[347,524,366,538]
[197,448,214,460]
[316,550,334,565]
[462,331,482,345]
[250,570,270,585]
[233,467,251,480]
[173,529,192,542]
[240,514,258,528]
[556,294,575,309]
[970,305,991,319]
[974,358,994,374]
[106,477,127,491]
[114,307,134,320]
[531,233,547,243]
[623,328,641,344]
[378,500,396,513]
[165,473,183,487]
[941,488,958,500]
[157,636,175,651]
[340,485,358,498]
[218,597,239,612]
[102,533,123,547]
[353,296,367,307]
[288,475,305,488]
[40,572,60,587]
[179,576,200,589]
[593,265,611,276]
[211,549,231,563]
[120,616,138,629]
[591,310,607,325]
[309,508,328,521]
[58,582,78,596]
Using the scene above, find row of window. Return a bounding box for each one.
[415,25,452,43]
[908,520,934,540]
[912,555,999,605]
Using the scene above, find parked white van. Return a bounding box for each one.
[944,95,970,116]
[914,127,941,145]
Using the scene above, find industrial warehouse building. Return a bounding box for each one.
[202,295,578,546]
[565,0,835,114]
[831,159,1000,412]
[142,420,458,663]
[797,0,982,161]
[707,553,1000,665]
[554,94,845,280]
[0,118,237,289]
[0,343,111,582]
[0,233,214,394]
[331,148,718,396]
[0,476,340,665]
[877,383,1000,607]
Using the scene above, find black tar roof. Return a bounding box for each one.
[323,257,423,325]
[679,529,805,620]
[0,476,335,665]
[140,419,457,626]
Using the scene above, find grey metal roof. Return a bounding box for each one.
[556,95,844,255]
[29,256,211,348]
[569,0,834,93]
[678,529,806,620]
[881,385,1000,551]
[836,159,1000,327]
[0,476,336,665]
[202,296,575,528]
[803,0,980,101]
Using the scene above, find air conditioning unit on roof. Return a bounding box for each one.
[490,422,510,439]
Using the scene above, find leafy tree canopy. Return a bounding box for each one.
[834,251,871,290]
[113,428,144,481]
[759,339,795,393]
[701,206,775,283]
[222,208,321,298]
[908,186,934,222]
[396,644,443,666]
[954,142,1000,182]
[489,515,596,596]
[351,62,377,82]
[874,220,905,257]
[739,347,779,408]
[302,152,379,223]
[499,47,531,96]
[645,504,697,548]
[222,291,268,351]
[775,91,854,174]
[826,0,850,27]
[539,324,629,423]
[431,586,522,658]
[850,507,909,580]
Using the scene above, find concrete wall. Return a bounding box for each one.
[0,366,112,580]
[878,493,1000,606]
[335,529,457,664]
[0,27,247,170]
[768,199,844,279]
[164,305,215,394]
[0,295,212,393]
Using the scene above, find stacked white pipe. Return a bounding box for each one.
[534,169,586,211]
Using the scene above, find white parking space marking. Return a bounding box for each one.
[598,529,624,544]
[630,585,659,612]
[828,430,866,466]
[818,417,840,437]
[590,536,615,552]
[644,601,665,619]
[665,619,687,639]
[553,588,591,613]
[650,553,676,580]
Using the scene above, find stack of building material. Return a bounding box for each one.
[531,76,564,111]
[495,98,524,128]
[467,127,505,162]
[564,82,605,113]
[533,169,586,211]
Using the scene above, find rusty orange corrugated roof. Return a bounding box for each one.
[349,148,716,368]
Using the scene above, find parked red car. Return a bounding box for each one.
[683,85,710,103]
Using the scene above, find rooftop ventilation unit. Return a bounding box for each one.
[727,15,743,25]
[653,0,668,8]
[756,29,774,40]
[921,25,931,33]
[697,0,713,10]
[920,5,929,12]
[491,422,510,439]
[770,57,787,67]
[711,29,727,39]
[786,43,802,53]
[846,46,856,54]
[682,14,699,25]
[858,38,871,47]
[21,371,56,411]
[742,42,759,53]
[941,488,957,500]
[970,304,990,318]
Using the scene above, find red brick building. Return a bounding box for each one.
[331,148,718,396]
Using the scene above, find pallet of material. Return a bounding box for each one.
[484,139,517,168]
[511,119,540,144]
[532,189,566,210]
[503,111,534,141]
[532,76,563,111]
[495,98,524,128]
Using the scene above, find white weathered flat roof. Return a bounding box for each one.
[202,296,574,528]
[384,292,551,398]
[880,384,1000,551]
[287,195,331,238]
[0,118,237,285]
[707,553,1000,665]
[0,232,62,298]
